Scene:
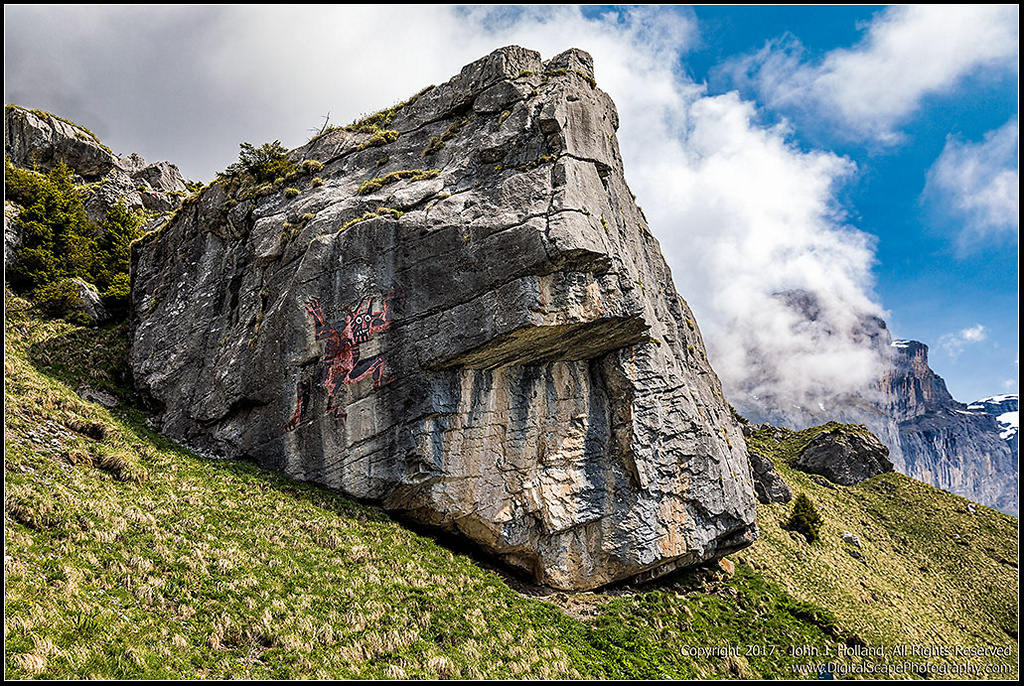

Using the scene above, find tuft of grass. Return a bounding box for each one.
[356,129,400,151]
[338,208,404,233]
[540,68,596,89]
[357,169,439,196]
[422,117,470,157]
[495,154,556,174]
[342,86,434,133]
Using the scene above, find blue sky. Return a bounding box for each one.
[680,4,1019,403]
[4,5,1018,405]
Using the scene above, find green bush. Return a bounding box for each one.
[100,273,132,320]
[785,493,823,544]
[5,159,143,322]
[6,159,96,292]
[94,200,142,292]
[32,279,92,325]
[301,159,324,174]
[219,141,297,185]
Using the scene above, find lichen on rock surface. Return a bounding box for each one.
[129,46,758,590]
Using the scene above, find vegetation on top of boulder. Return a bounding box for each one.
[423,117,471,157]
[5,103,110,150]
[355,129,400,151]
[338,207,404,233]
[217,141,298,186]
[744,421,877,469]
[541,67,597,89]
[309,86,436,146]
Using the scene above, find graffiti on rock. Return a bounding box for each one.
[285,291,398,431]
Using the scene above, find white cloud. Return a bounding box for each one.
[4,5,890,422]
[726,5,1019,143]
[940,324,989,358]
[923,117,1019,251]
[961,324,988,343]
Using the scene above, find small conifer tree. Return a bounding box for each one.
[786,493,823,543]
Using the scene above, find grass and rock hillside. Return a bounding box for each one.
[4,293,1018,680]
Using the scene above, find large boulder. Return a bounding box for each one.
[794,427,893,486]
[129,46,758,590]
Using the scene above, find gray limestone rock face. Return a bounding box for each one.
[794,427,893,486]
[84,159,188,223]
[5,105,118,179]
[129,46,758,591]
[5,201,21,264]
[747,449,792,504]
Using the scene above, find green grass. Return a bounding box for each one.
[356,169,439,196]
[4,296,1018,679]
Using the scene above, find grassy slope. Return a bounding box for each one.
[4,297,1018,679]
[744,425,1018,677]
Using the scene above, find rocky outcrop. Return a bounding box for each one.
[67,278,109,324]
[794,426,893,486]
[129,46,758,590]
[5,105,189,223]
[747,449,792,504]
[5,201,21,263]
[5,105,118,179]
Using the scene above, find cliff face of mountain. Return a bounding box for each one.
[128,46,758,590]
[734,289,1017,516]
[887,341,1017,515]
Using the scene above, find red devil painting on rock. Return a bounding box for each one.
[285,291,397,431]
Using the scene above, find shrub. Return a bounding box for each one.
[32,279,91,325]
[785,493,823,544]
[310,177,325,188]
[5,159,142,322]
[219,141,297,185]
[284,187,301,198]
[356,129,400,151]
[100,273,132,320]
[301,159,324,174]
[339,208,404,233]
[6,160,97,292]
[94,201,142,290]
